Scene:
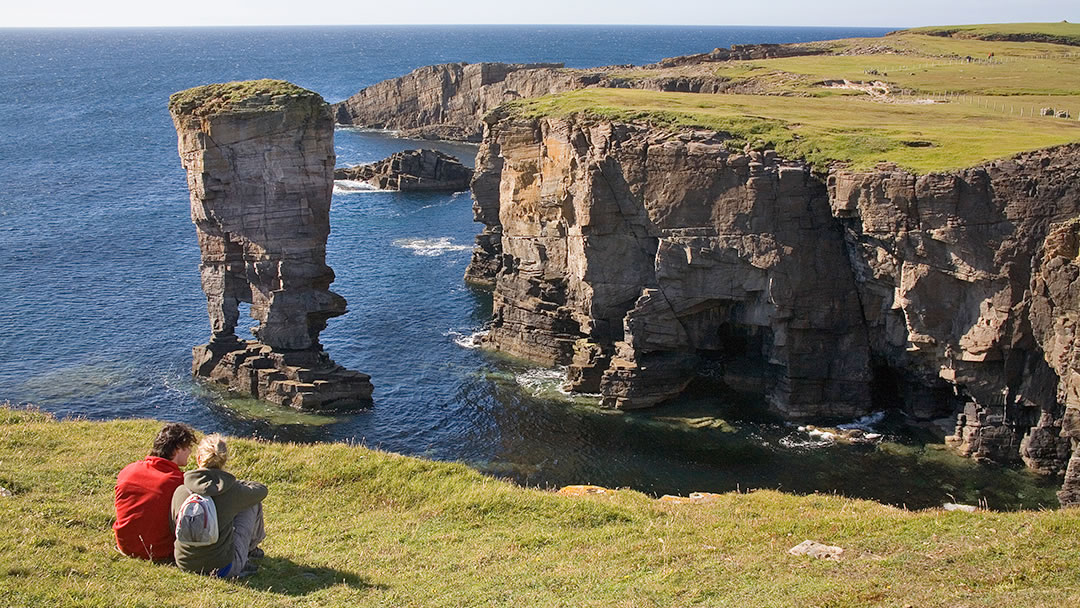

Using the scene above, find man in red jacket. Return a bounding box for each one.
[113,423,197,561]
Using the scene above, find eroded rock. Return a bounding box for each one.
[170,79,373,410]
[333,62,733,142]
[334,149,471,192]
[467,110,1080,501]
[472,117,872,419]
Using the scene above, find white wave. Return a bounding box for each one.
[333,179,385,194]
[778,432,835,450]
[445,329,487,349]
[393,237,472,256]
[837,410,886,432]
[514,367,568,397]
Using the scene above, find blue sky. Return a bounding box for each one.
[5,0,1076,28]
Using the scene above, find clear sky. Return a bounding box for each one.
[4,0,1076,28]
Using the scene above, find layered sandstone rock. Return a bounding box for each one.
[170,79,373,410]
[1029,219,1080,504]
[334,149,471,191]
[333,62,568,141]
[831,150,1080,480]
[467,111,1080,500]
[470,116,872,418]
[333,62,732,142]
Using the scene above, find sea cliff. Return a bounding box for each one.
[332,61,742,141]
[336,23,1080,503]
[464,110,1080,504]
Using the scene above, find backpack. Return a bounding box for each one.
[174,493,219,546]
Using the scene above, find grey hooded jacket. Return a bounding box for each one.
[170,468,267,574]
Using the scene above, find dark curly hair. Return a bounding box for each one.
[149,423,197,460]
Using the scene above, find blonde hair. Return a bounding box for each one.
[196,433,228,469]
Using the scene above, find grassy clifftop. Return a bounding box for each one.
[509,26,1080,173]
[1,407,1079,607]
[904,22,1080,47]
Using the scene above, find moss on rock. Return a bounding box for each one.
[168,79,320,117]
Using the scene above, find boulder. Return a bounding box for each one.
[788,540,844,560]
[335,149,472,192]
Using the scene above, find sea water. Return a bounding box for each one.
[0,25,1060,509]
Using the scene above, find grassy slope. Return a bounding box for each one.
[905,22,1080,46]
[517,29,1080,173]
[511,88,1080,173]
[2,408,1079,608]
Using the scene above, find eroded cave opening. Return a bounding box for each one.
[679,320,780,421]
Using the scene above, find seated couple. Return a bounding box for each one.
[113,423,268,578]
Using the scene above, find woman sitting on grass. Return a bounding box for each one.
[171,433,267,578]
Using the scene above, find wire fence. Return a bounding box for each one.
[857,53,1080,120]
[888,88,1077,119]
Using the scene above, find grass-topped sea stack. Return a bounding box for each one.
[169,79,373,410]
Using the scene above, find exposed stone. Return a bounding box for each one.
[170,79,373,411]
[473,117,873,419]
[468,109,1080,500]
[647,42,830,68]
[334,149,472,192]
[1029,219,1080,504]
[333,62,569,141]
[0,486,12,498]
[659,492,722,504]
[333,62,733,142]
[557,485,615,496]
[942,503,977,512]
[788,540,844,559]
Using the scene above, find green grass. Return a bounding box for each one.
[168,79,318,117]
[711,52,1080,97]
[516,28,1080,172]
[905,22,1080,46]
[2,406,1079,607]
[508,88,1080,173]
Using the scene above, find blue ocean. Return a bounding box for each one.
[0,25,1060,508]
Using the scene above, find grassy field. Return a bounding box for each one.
[522,26,1080,173]
[509,88,1080,173]
[2,406,1079,607]
[905,22,1080,46]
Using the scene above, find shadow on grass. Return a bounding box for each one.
[241,556,384,596]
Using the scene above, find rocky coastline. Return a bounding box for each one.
[320,25,1080,503]
[462,111,1080,505]
[332,61,738,142]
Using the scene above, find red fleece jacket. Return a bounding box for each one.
[113,456,183,560]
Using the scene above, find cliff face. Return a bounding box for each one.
[171,80,373,410]
[1029,219,1080,504]
[333,62,734,142]
[334,62,569,141]
[467,114,1080,502]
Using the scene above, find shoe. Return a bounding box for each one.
[233,562,259,579]
[248,547,265,559]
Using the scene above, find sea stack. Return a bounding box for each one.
[169,79,373,410]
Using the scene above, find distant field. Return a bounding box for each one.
[905,22,1080,46]
[514,28,1080,173]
